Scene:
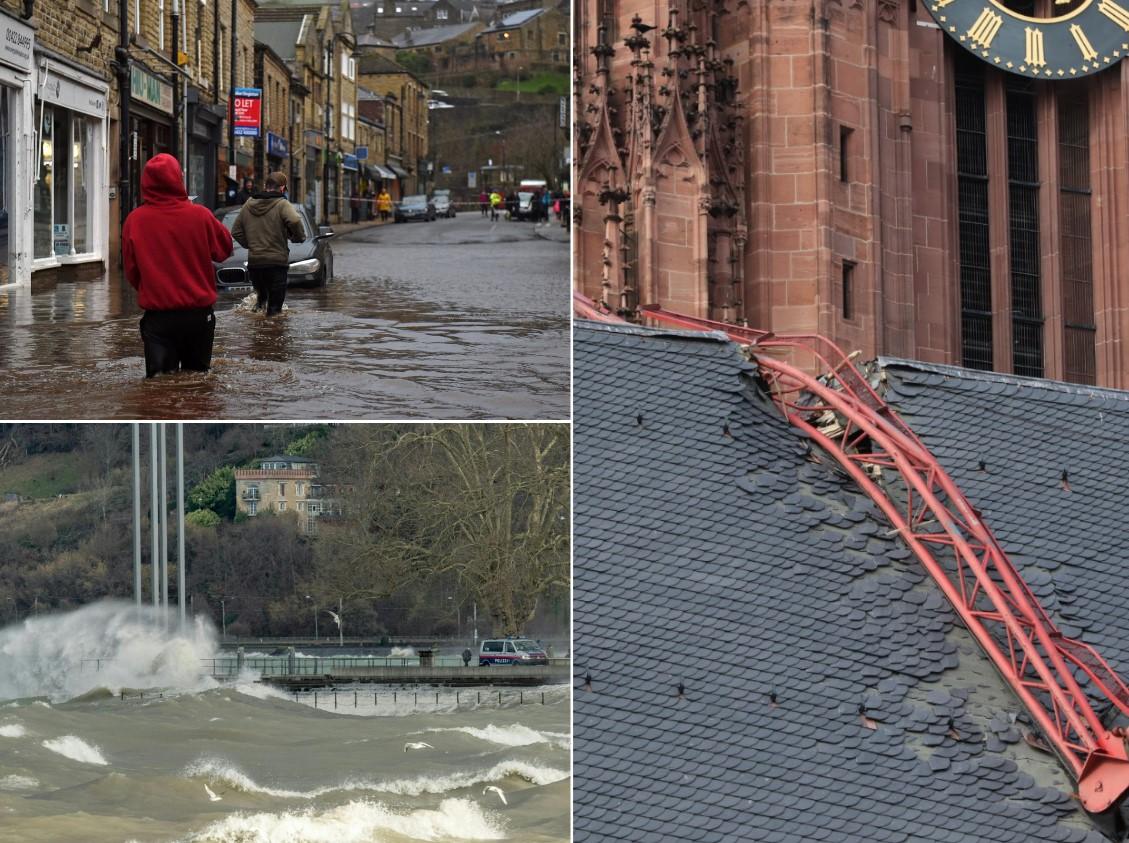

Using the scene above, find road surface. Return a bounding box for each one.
[0,214,569,419]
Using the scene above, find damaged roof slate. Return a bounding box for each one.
[573,322,1109,843]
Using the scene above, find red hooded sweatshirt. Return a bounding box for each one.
[122,154,233,310]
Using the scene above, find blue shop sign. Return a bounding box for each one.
[342,153,359,171]
[267,132,289,158]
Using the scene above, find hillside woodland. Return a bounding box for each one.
[0,424,569,639]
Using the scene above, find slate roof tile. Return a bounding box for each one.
[575,323,1120,843]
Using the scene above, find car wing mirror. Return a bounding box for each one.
[316,226,336,240]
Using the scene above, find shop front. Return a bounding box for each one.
[303,129,322,223]
[387,162,411,199]
[266,131,288,178]
[342,153,359,220]
[372,164,397,201]
[33,55,108,276]
[0,13,34,288]
[186,91,223,208]
[128,63,174,212]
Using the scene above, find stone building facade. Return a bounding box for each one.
[576,0,1129,388]
[359,52,429,193]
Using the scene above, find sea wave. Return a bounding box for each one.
[42,735,109,766]
[0,723,26,738]
[420,724,571,749]
[184,757,568,800]
[229,678,294,703]
[0,600,219,701]
[0,774,38,790]
[186,797,505,842]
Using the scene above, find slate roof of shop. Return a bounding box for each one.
[573,320,1122,843]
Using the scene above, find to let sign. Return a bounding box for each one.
[232,87,262,137]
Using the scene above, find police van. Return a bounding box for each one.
[479,637,549,666]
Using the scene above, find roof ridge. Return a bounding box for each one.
[575,318,733,344]
[878,356,1129,403]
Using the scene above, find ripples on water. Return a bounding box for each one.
[0,225,569,419]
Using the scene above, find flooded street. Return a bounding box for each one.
[0,217,569,420]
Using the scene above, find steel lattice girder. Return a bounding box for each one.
[638,304,1129,819]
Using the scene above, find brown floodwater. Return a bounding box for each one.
[0,219,569,420]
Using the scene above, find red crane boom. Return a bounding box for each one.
[639,304,1129,825]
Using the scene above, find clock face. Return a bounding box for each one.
[924,0,1129,78]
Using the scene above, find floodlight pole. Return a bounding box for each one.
[132,423,141,607]
[160,423,169,620]
[176,423,186,631]
[149,423,159,608]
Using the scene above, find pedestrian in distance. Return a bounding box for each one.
[236,177,254,204]
[462,647,472,667]
[540,189,551,223]
[122,153,234,378]
[377,188,393,222]
[489,189,502,221]
[479,189,489,216]
[367,187,376,220]
[232,171,305,317]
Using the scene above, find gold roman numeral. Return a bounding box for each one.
[1071,23,1099,61]
[968,8,1004,48]
[1099,0,1129,30]
[934,0,955,7]
[1025,27,1046,66]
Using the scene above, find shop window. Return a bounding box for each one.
[0,89,10,285]
[36,105,96,260]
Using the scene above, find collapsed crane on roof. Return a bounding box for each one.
[632,303,1129,840]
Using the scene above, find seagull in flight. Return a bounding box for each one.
[404,741,434,752]
[483,785,508,805]
[326,610,342,628]
[204,783,222,802]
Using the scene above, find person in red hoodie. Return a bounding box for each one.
[122,154,234,378]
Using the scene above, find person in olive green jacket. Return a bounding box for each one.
[232,172,305,316]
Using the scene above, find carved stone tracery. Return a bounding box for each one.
[576,0,747,322]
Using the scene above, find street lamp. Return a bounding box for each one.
[306,594,318,640]
[495,130,507,186]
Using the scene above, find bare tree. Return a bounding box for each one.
[314,424,570,635]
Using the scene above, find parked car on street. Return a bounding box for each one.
[395,194,436,222]
[479,637,549,666]
[432,190,455,218]
[513,191,538,221]
[212,204,335,290]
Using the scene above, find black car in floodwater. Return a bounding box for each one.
[212,204,335,291]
